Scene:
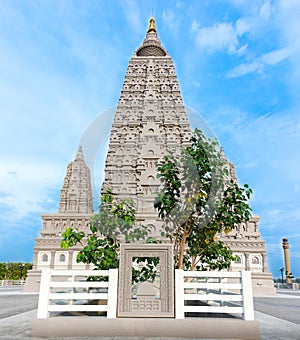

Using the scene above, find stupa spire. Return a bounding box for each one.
[75,145,84,162]
[147,17,156,33]
[136,17,167,57]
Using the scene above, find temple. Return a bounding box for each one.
[24,18,275,295]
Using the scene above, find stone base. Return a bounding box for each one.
[252,272,276,296]
[32,317,260,339]
[23,270,41,293]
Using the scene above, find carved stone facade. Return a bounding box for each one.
[25,18,275,295]
[101,20,190,233]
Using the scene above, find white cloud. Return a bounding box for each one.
[227,47,292,78]
[162,9,177,33]
[259,1,273,19]
[235,18,251,36]
[226,0,273,16]
[236,43,248,56]
[194,22,236,53]
[279,0,300,11]
[191,20,200,33]
[176,1,184,9]
[226,61,263,78]
[191,1,274,55]
[0,160,64,222]
[221,0,300,83]
[191,1,298,79]
[276,0,300,83]
[121,0,142,35]
[261,47,293,65]
[192,18,250,54]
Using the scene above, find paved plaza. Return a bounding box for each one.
[0,287,300,340]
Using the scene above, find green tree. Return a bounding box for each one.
[154,129,252,271]
[0,263,7,280]
[61,189,156,281]
[0,262,32,280]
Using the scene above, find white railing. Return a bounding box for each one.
[37,269,118,319]
[0,279,26,286]
[175,270,254,321]
[37,268,254,321]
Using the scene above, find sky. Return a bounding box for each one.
[0,0,299,278]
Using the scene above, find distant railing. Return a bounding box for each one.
[275,282,299,290]
[175,270,254,321]
[0,280,26,287]
[36,269,118,319]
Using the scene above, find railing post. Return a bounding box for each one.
[107,268,118,318]
[175,269,184,319]
[37,268,52,319]
[241,270,254,320]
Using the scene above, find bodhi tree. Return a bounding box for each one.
[60,189,157,282]
[154,129,252,271]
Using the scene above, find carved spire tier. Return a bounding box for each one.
[137,18,167,57]
[59,146,93,214]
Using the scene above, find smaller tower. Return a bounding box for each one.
[24,147,93,292]
[59,146,93,214]
[282,238,292,284]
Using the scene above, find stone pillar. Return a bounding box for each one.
[262,252,267,273]
[50,251,56,269]
[282,238,292,284]
[68,251,74,269]
[245,253,250,271]
[33,251,38,269]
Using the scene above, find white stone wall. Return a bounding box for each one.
[37,251,51,270]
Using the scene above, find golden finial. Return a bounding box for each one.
[147,17,156,33]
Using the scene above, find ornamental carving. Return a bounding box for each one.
[117,244,174,318]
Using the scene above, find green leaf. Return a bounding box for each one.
[154,129,253,271]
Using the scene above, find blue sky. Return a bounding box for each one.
[0,0,299,278]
